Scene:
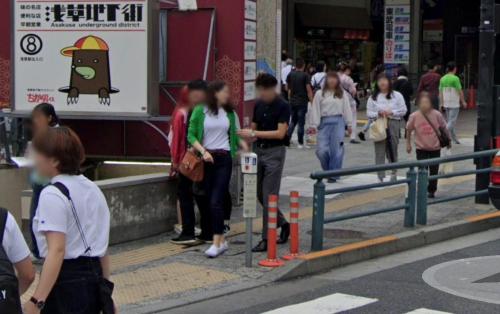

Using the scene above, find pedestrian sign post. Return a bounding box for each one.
[241,152,258,267]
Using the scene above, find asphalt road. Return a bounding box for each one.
[166,228,500,314]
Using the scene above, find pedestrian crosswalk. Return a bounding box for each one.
[261,293,453,314]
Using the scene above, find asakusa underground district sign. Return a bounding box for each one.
[13,1,158,117]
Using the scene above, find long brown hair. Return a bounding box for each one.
[206,80,234,115]
[322,71,344,99]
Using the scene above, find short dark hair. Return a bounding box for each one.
[397,65,408,77]
[316,61,326,73]
[255,73,278,88]
[33,127,85,175]
[446,61,457,73]
[427,61,436,70]
[187,79,208,92]
[32,103,59,127]
[295,58,305,69]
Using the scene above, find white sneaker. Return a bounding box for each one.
[204,244,227,258]
[222,241,229,251]
[297,144,304,149]
[195,227,202,236]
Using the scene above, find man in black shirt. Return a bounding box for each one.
[238,73,291,252]
[286,58,313,148]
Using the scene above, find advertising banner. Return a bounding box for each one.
[384,1,410,64]
[13,1,157,117]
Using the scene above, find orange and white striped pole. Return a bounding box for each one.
[259,195,285,267]
[283,191,300,260]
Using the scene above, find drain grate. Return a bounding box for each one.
[307,229,365,239]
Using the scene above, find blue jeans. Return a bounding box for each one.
[288,104,308,145]
[315,116,345,179]
[203,151,233,235]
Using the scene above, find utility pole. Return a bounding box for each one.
[475,0,496,203]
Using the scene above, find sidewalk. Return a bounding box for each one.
[24,109,489,313]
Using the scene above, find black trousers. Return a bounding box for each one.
[416,149,441,193]
[178,173,211,237]
[43,257,104,314]
[203,152,233,235]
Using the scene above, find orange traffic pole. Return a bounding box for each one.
[283,191,300,260]
[259,195,284,267]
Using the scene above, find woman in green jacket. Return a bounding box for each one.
[188,81,247,258]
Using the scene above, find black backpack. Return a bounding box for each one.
[0,208,22,314]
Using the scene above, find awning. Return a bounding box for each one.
[296,3,373,30]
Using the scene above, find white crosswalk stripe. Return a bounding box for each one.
[261,293,378,314]
[261,292,456,314]
[405,309,453,314]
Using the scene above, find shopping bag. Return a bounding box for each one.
[439,148,454,175]
[368,117,387,142]
[305,102,319,145]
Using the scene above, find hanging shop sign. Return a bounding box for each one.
[12,0,158,118]
[384,1,410,64]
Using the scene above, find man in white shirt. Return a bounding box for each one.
[281,58,293,101]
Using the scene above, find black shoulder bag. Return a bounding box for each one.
[0,208,22,314]
[422,113,451,148]
[51,182,115,314]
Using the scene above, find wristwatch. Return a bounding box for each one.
[30,296,46,310]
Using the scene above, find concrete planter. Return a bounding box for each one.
[21,172,178,245]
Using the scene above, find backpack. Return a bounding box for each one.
[312,74,326,94]
[0,208,22,314]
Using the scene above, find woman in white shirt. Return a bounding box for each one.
[311,61,327,92]
[311,71,353,183]
[367,74,408,182]
[188,81,248,258]
[25,127,113,314]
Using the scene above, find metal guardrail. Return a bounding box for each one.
[310,149,499,251]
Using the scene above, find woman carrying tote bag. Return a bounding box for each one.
[367,74,408,182]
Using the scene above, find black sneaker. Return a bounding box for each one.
[358,132,366,141]
[252,240,267,252]
[223,224,231,235]
[170,234,197,245]
[197,235,213,244]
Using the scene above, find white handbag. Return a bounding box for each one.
[369,117,387,142]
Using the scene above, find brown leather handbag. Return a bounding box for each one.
[179,150,204,182]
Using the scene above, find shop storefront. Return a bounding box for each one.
[283,0,381,89]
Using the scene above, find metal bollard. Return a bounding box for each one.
[283,191,300,260]
[259,195,284,267]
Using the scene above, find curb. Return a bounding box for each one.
[279,211,500,281]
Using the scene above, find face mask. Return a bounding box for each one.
[30,170,51,186]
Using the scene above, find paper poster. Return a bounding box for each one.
[13,1,154,116]
[244,62,256,81]
[244,81,255,101]
[244,41,256,60]
[245,0,257,21]
[244,20,257,40]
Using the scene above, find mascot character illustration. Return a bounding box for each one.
[59,35,119,105]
